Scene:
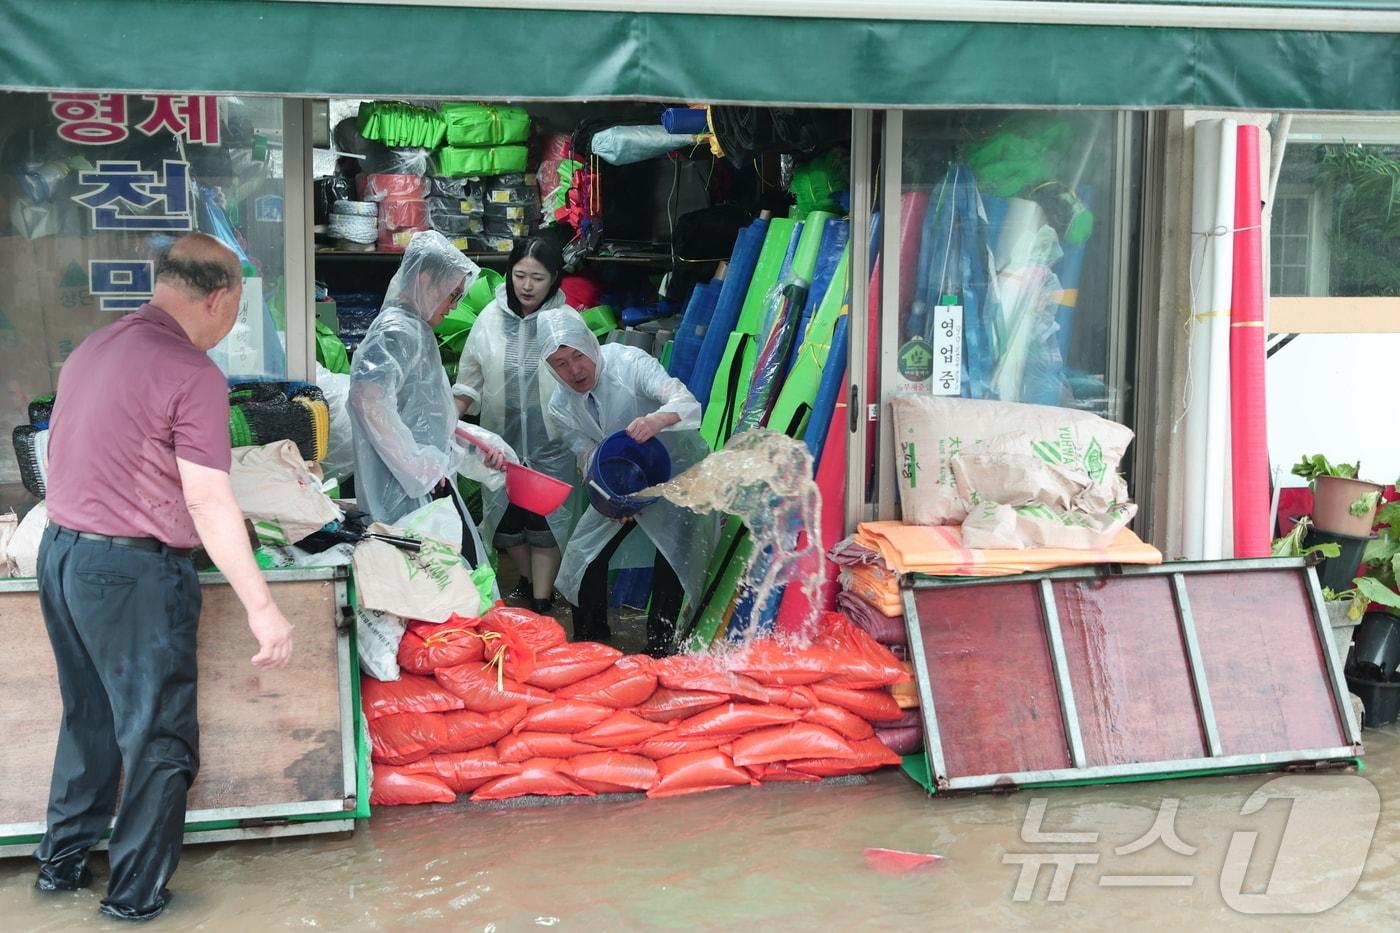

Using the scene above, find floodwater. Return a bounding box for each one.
[6,726,1400,930]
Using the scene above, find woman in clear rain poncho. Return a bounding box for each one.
[537,307,718,655]
[349,230,510,564]
[454,236,581,612]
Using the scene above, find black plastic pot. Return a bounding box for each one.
[1303,526,1377,594]
[1345,670,1400,728]
[1349,612,1400,681]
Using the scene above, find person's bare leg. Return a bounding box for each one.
[505,545,531,600]
[530,546,561,602]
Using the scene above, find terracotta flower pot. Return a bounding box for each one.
[1313,475,1383,536]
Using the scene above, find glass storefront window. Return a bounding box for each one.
[0,91,287,515]
[883,111,1141,422]
[1271,137,1400,298]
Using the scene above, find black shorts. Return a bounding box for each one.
[493,503,556,549]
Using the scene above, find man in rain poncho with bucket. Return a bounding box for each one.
[349,230,510,565]
[537,307,717,655]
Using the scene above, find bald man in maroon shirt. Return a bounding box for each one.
[33,233,293,922]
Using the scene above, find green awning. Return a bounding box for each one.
[3,0,1399,111]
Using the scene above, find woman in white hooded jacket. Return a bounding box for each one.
[454,237,581,612]
[537,307,717,655]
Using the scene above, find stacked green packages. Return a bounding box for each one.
[441,103,531,146]
[357,101,446,149]
[435,102,532,178]
[435,146,528,178]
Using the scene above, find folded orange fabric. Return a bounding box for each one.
[854,522,1162,577]
[839,565,904,617]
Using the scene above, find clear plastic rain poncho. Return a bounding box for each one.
[453,283,581,549]
[349,231,505,536]
[536,307,718,609]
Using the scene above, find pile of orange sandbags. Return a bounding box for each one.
[366,606,911,806]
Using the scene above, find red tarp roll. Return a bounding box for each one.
[1230,124,1270,558]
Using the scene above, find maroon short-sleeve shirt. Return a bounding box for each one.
[46,303,231,548]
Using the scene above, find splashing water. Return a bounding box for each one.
[646,429,824,645]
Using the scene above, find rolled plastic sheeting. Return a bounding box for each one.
[591,125,700,165]
[1183,119,1237,560]
[661,107,709,135]
[691,220,768,406]
[669,279,722,387]
[1231,124,1269,559]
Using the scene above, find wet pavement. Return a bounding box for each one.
[4,723,1399,930]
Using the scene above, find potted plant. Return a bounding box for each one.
[1338,499,1400,727]
[1291,454,1385,536]
[1273,517,1353,656]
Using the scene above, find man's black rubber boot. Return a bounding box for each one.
[99,888,173,922]
[34,857,92,892]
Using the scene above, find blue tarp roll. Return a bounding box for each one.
[661,107,709,135]
[690,220,767,407]
[670,280,721,386]
[803,313,849,462]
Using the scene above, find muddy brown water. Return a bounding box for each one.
[5,725,1400,930]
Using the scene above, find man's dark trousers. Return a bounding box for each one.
[34,524,202,916]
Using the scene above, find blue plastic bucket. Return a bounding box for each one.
[586,431,672,520]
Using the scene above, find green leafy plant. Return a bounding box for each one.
[1290,453,1359,485]
[1271,516,1341,560]
[1327,500,1400,620]
[1316,143,1400,298]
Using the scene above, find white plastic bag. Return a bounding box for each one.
[356,607,405,681]
[317,366,356,485]
[9,503,47,577]
[0,510,18,578]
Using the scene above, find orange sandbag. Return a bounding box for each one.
[397,617,485,675]
[813,612,910,689]
[497,732,601,763]
[789,736,903,776]
[438,705,528,753]
[471,757,595,800]
[524,642,624,691]
[755,685,819,710]
[747,762,822,783]
[517,699,614,734]
[803,704,876,741]
[361,673,465,720]
[674,703,803,737]
[811,683,904,722]
[556,656,658,708]
[647,750,757,798]
[405,748,521,793]
[730,722,858,767]
[369,712,449,765]
[575,711,669,748]
[634,687,730,723]
[631,733,736,761]
[734,640,843,686]
[370,765,456,805]
[480,604,568,653]
[564,752,659,792]
[652,656,769,703]
[435,662,553,712]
